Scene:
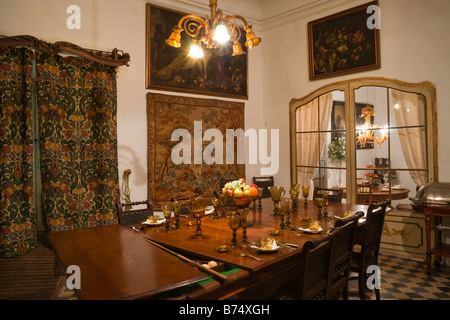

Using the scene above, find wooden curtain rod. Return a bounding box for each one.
[0,35,130,67]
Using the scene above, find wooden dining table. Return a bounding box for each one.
[342,186,410,201]
[47,198,369,300]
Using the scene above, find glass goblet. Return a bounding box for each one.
[314,197,324,219]
[220,193,227,217]
[187,197,207,239]
[289,188,299,211]
[228,212,241,247]
[162,205,172,232]
[210,198,221,220]
[276,202,287,229]
[239,208,250,246]
[302,186,310,207]
[284,198,293,228]
[257,187,263,209]
[322,192,329,218]
[172,200,181,230]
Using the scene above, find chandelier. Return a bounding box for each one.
[356,106,388,147]
[165,0,261,58]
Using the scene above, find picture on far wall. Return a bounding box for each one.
[145,4,248,99]
[308,1,380,80]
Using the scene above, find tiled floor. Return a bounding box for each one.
[54,253,450,300]
[346,253,450,300]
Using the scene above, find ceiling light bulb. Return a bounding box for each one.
[188,43,204,58]
[213,24,230,43]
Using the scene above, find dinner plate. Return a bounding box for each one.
[297,226,323,234]
[142,218,166,226]
[250,242,286,252]
[392,185,407,190]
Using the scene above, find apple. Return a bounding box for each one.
[249,187,258,197]
[250,184,258,188]
[243,189,251,197]
[238,178,245,184]
[225,188,233,196]
[233,188,243,197]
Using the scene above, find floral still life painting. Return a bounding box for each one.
[308,1,380,80]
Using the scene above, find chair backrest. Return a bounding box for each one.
[252,176,274,198]
[313,176,325,189]
[314,187,343,203]
[116,200,153,226]
[298,230,338,299]
[356,183,373,204]
[359,201,389,266]
[328,211,364,298]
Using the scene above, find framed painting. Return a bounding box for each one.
[147,93,245,206]
[308,1,380,80]
[145,4,248,99]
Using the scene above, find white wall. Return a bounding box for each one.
[260,0,450,189]
[0,0,264,203]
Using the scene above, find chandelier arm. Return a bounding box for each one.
[223,15,251,29]
[176,14,208,38]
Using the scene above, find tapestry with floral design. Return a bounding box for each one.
[36,53,120,232]
[0,47,37,257]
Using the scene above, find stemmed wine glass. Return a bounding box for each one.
[257,187,263,209]
[284,198,293,228]
[275,202,287,229]
[186,197,207,239]
[314,197,324,219]
[322,192,329,218]
[162,205,172,232]
[268,186,285,216]
[289,188,299,211]
[240,208,250,246]
[302,186,310,207]
[220,193,227,217]
[210,198,221,220]
[228,212,241,247]
[172,200,181,230]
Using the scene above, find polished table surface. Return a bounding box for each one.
[47,223,209,300]
[48,198,369,300]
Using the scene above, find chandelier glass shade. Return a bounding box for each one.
[356,106,388,147]
[165,0,261,57]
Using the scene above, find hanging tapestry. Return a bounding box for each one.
[147,93,245,205]
[36,53,120,232]
[0,47,37,257]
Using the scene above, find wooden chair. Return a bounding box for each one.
[313,176,325,189]
[116,200,153,226]
[328,211,364,299]
[349,200,389,300]
[314,187,343,203]
[252,176,274,198]
[295,230,339,299]
[356,183,373,204]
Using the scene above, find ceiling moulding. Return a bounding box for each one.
[260,0,368,31]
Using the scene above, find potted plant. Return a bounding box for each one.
[328,137,346,185]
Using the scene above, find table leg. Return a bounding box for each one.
[424,209,432,275]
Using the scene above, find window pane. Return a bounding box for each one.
[296,132,320,166]
[390,90,426,127]
[389,127,427,170]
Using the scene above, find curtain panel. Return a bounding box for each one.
[0,47,120,257]
[0,47,37,257]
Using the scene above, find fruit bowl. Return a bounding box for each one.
[229,196,254,209]
[222,178,259,209]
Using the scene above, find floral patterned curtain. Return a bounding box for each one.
[0,47,37,257]
[36,53,119,232]
[0,47,120,257]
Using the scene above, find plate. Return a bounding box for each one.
[297,226,323,234]
[250,242,286,252]
[392,185,407,190]
[142,218,166,226]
